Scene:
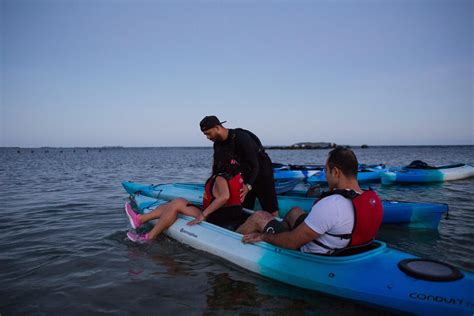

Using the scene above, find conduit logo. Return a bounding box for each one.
[409,293,471,307]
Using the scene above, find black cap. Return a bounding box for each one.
[199,115,227,131]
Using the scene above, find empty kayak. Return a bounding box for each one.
[273,163,326,170]
[274,178,300,194]
[273,163,386,181]
[381,163,474,184]
[307,165,388,184]
[122,181,448,229]
[273,163,324,180]
[128,194,474,315]
[274,169,321,180]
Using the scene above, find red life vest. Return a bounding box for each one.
[203,173,243,209]
[312,189,383,248]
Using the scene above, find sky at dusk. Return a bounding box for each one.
[1,0,473,147]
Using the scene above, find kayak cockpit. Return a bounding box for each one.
[319,241,383,257]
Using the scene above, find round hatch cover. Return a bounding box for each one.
[398,259,464,282]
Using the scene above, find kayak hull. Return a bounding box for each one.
[307,168,388,184]
[274,179,300,194]
[273,164,386,182]
[130,194,474,315]
[274,169,319,180]
[381,164,474,184]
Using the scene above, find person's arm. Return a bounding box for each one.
[235,131,260,201]
[188,176,229,225]
[242,223,321,249]
[243,196,344,249]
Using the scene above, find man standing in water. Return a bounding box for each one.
[200,115,279,216]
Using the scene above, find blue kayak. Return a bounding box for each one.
[128,194,474,315]
[274,163,387,182]
[307,165,388,184]
[273,163,325,171]
[273,164,324,180]
[122,181,448,229]
[274,169,320,180]
[274,178,300,194]
[381,163,474,184]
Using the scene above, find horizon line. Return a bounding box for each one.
[1,144,473,149]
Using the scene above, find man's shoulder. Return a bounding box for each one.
[320,194,351,203]
[233,128,254,142]
[314,194,353,211]
[233,128,247,136]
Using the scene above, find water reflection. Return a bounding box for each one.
[203,271,397,315]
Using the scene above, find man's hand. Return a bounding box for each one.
[187,213,206,226]
[242,232,264,244]
[240,184,250,202]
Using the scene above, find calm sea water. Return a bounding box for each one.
[1,146,473,315]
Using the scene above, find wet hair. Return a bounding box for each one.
[212,147,240,177]
[327,146,358,178]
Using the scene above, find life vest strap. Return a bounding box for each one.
[311,239,338,252]
[325,232,352,239]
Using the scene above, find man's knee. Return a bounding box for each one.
[248,210,285,234]
[262,219,287,234]
[252,210,274,223]
[285,207,304,219]
[283,207,306,228]
[244,210,272,230]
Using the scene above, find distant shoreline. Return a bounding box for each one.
[1,145,473,149]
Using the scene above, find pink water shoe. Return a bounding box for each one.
[124,202,141,229]
[127,231,150,243]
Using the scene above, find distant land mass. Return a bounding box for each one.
[267,142,333,149]
[265,142,373,150]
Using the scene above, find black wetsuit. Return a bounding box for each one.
[213,128,279,213]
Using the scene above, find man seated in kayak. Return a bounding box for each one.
[237,147,383,254]
[125,149,245,242]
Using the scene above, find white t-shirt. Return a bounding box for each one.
[300,194,355,254]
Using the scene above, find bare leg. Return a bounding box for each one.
[141,198,202,239]
[139,198,187,223]
[236,211,274,234]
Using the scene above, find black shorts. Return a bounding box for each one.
[187,203,246,230]
[263,214,307,234]
[242,156,279,213]
[207,205,243,226]
[292,214,308,229]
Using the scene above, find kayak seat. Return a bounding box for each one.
[328,241,382,257]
